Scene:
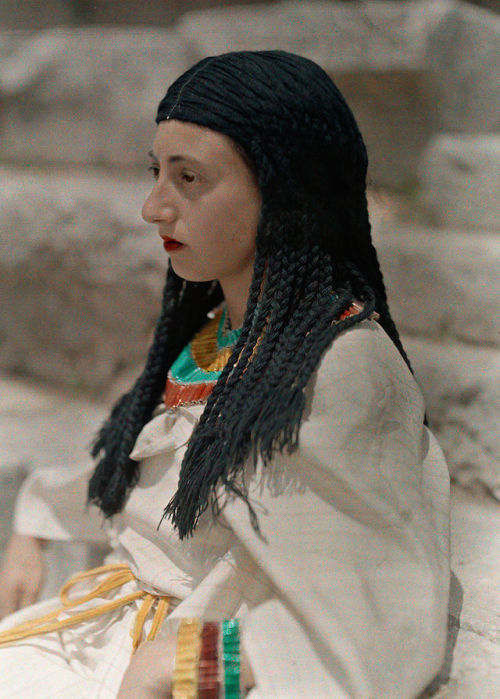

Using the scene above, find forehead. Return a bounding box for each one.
[152,119,237,161]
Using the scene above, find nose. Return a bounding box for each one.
[141,183,177,225]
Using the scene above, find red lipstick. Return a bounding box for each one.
[161,236,185,252]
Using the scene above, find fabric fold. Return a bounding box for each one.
[129,404,205,461]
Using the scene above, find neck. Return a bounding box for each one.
[218,265,254,331]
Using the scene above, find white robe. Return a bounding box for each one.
[0,319,451,698]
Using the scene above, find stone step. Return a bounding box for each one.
[3,1,498,188]
[0,27,189,168]
[0,167,165,391]
[425,0,500,133]
[416,134,500,231]
[438,486,500,697]
[374,224,500,347]
[0,373,108,476]
[404,334,500,496]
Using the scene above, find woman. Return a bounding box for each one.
[0,50,450,698]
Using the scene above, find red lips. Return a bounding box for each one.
[161,235,185,252]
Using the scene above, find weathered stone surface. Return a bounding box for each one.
[373,225,500,347]
[0,1,459,187]
[1,1,498,181]
[438,486,500,697]
[416,134,500,231]
[0,374,108,474]
[0,28,188,167]
[0,0,74,30]
[179,0,449,69]
[178,0,453,189]
[420,485,500,697]
[0,167,166,390]
[425,1,500,133]
[0,29,34,61]
[0,0,279,30]
[450,488,500,643]
[404,335,500,495]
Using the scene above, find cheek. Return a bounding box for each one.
[221,188,260,249]
[217,216,257,270]
[201,196,258,255]
[230,228,257,258]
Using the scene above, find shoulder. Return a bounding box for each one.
[305,319,425,427]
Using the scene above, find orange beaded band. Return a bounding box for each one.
[164,377,216,409]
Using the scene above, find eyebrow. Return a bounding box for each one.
[148,150,204,167]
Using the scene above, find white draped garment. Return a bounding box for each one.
[0,319,451,698]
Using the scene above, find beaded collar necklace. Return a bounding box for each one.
[163,306,242,409]
[163,300,377,409]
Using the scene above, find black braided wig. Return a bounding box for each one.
[89,50,414,538]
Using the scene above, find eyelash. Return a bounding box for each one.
[147,166,197,184]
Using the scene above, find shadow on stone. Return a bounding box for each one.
[420,570,463,697]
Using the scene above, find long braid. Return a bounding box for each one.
[194,252,267,429]
[88,264,223,514]
[223,248,300,406]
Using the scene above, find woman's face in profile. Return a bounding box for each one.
[142,119,261,284]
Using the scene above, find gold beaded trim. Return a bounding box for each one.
[190,308,234,372]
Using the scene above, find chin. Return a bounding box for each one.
[169,259,216,283]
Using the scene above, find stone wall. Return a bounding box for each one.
[0,0,281,29]
[0,0,499,490]
[1,0,498,30]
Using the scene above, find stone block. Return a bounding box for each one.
[442,486,500,697]
[7,1,493,188]
[0,0,279,30]
[425,1,500,132]
[0,374,108,474]
[0,29,34,61]
[0,167,166,391]
[178,0,449,69]
[416,134,500,231]
[334,68,435,190]
[0,0,74,30]
[0,28,189,168]
[403,335,500,495]
[373,225,500,346]
[178,0,452,189]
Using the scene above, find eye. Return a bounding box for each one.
[180,171,197,184]
[148,165,160,179]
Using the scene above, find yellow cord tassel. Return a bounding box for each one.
[0,563,170,652]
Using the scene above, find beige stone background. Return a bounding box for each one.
[0,0,499,696]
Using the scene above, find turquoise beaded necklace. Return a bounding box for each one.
[163,306,242,408]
